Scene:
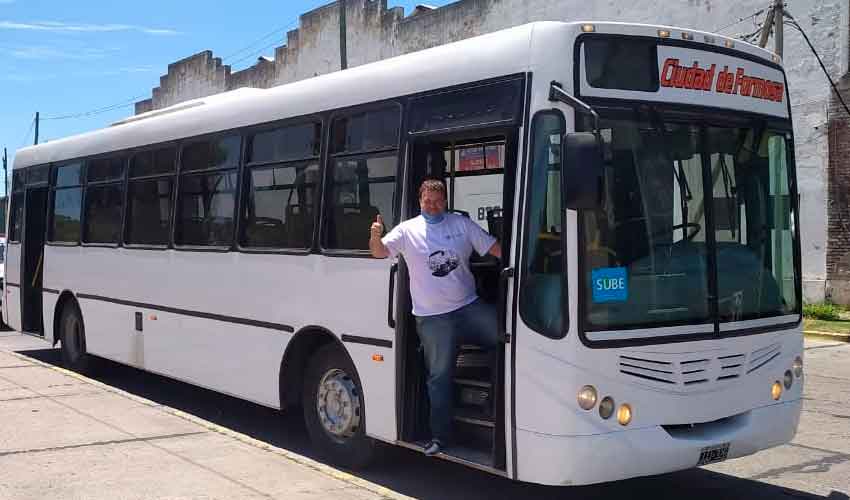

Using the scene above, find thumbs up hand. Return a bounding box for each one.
[370,214,384,239]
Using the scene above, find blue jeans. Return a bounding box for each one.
[415,299,498,443]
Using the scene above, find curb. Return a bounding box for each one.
[5,349,412,500]
[803,330,850,343]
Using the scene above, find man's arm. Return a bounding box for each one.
[370,214,390,259]
[487,241,502,259]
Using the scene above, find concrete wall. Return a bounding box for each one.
[133,0,850,303]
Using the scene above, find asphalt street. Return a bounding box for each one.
[1,331,848,500]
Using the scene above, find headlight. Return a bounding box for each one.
[783,370,793,389]
[577,385,598,410]
[599,396,615,419]
[793,356,803,377]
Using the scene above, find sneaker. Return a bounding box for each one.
[423,439,443,456]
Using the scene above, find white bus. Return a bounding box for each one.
[4,21,803,485]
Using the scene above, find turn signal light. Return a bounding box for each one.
[771,381,782,400]
[581,24,596,33]
[617,404,633,426]
[658,30,671,38]
[577,385,598,410]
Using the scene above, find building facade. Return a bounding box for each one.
[133,0,850,304]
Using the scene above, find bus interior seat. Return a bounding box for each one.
[331,204,380,250]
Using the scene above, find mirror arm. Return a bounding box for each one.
[548,81,600,133]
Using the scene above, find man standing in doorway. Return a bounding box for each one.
[369,179,501,456]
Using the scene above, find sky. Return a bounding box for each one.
[0,0,452,193]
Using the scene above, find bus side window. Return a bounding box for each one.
[324,106,400,251]
[125,147,177,246]
[174,136,240,247]
[82,157,125,245]
[241,121,322,250]
[49,162,84,244]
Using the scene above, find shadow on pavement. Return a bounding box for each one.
[16,347,849,500]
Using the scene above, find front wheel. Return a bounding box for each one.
[303,343,375,468]
[59,301,94,374]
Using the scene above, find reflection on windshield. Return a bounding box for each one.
[582,114,799,332]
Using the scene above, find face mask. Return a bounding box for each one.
[422,211,445,224]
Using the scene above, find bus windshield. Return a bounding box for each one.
[581,110,799,334]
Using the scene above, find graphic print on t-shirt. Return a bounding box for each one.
[428,249,460,277]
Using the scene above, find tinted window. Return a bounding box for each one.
[325,154,397,250]
[410,79,523,133]
[12,170,24,191]
[9,194,24,242]
[181,136,240,172]
[520,113,565,338]
[130,147,177,177]
[126,178,173,245]
[248,123,321,163]
[331,107,399,154]
[87,156,126,182]
[83,184,124,244]
[175,171,237,246]
[56,162,83,187]
[242,163,319,248]
[51,188,83,243]
[584,38,659,92]
[27,165,50,184]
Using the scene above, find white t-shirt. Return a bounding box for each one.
[382,213,497,316]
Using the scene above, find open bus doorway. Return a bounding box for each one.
[397,130,517,470]
[21,186,48,335]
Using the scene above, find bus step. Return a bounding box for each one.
[453,408,495,428]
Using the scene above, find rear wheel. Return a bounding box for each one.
[303,343,375,468]
[59,301,93,374]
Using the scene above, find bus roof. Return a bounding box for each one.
[13,20,778,170]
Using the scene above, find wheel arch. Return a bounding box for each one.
[52,290,80,347]
[279,325,355,411]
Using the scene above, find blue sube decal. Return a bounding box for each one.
[592,267,628,303]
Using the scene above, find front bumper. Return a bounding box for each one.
[515,398,801,486]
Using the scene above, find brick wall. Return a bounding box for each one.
[827,75,850,303]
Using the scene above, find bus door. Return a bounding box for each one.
[21,185,48,335]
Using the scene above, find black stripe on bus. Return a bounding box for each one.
[341,334,392,349]
[5,282,20,288]
[75,293,295,333]
[42,288,60,294]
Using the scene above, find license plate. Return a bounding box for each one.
[697,442,730,466]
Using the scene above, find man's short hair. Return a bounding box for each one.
[419,179,447,199]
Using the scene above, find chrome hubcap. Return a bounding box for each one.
[316,368,361,440]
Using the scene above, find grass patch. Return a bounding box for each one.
[803,303,842,321]
[804,318,850,335]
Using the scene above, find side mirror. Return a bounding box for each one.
[561,132,603,210]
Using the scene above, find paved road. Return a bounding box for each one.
[2,331,848,499]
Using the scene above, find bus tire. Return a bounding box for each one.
[303,343,375,469]
[59,301,93,374]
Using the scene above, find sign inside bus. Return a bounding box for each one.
[659,58,785,104]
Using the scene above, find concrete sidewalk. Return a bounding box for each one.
[0,333,400,500]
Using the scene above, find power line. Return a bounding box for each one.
[18,117,35,149]
[221,21,297,63]
[783,12,850,117]
[714,6,767,33]
[42,94,147,121]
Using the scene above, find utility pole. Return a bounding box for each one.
[339,0,348,70]
[34,111,39,145]
[2,147,7,197]
[773,0,783,57]
[758,0,784,57]
[758,5,775,48]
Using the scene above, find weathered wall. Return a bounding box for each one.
[827,75,850,304]
[133,0,850,303]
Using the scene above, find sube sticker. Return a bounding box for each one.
[591,267,628,303]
